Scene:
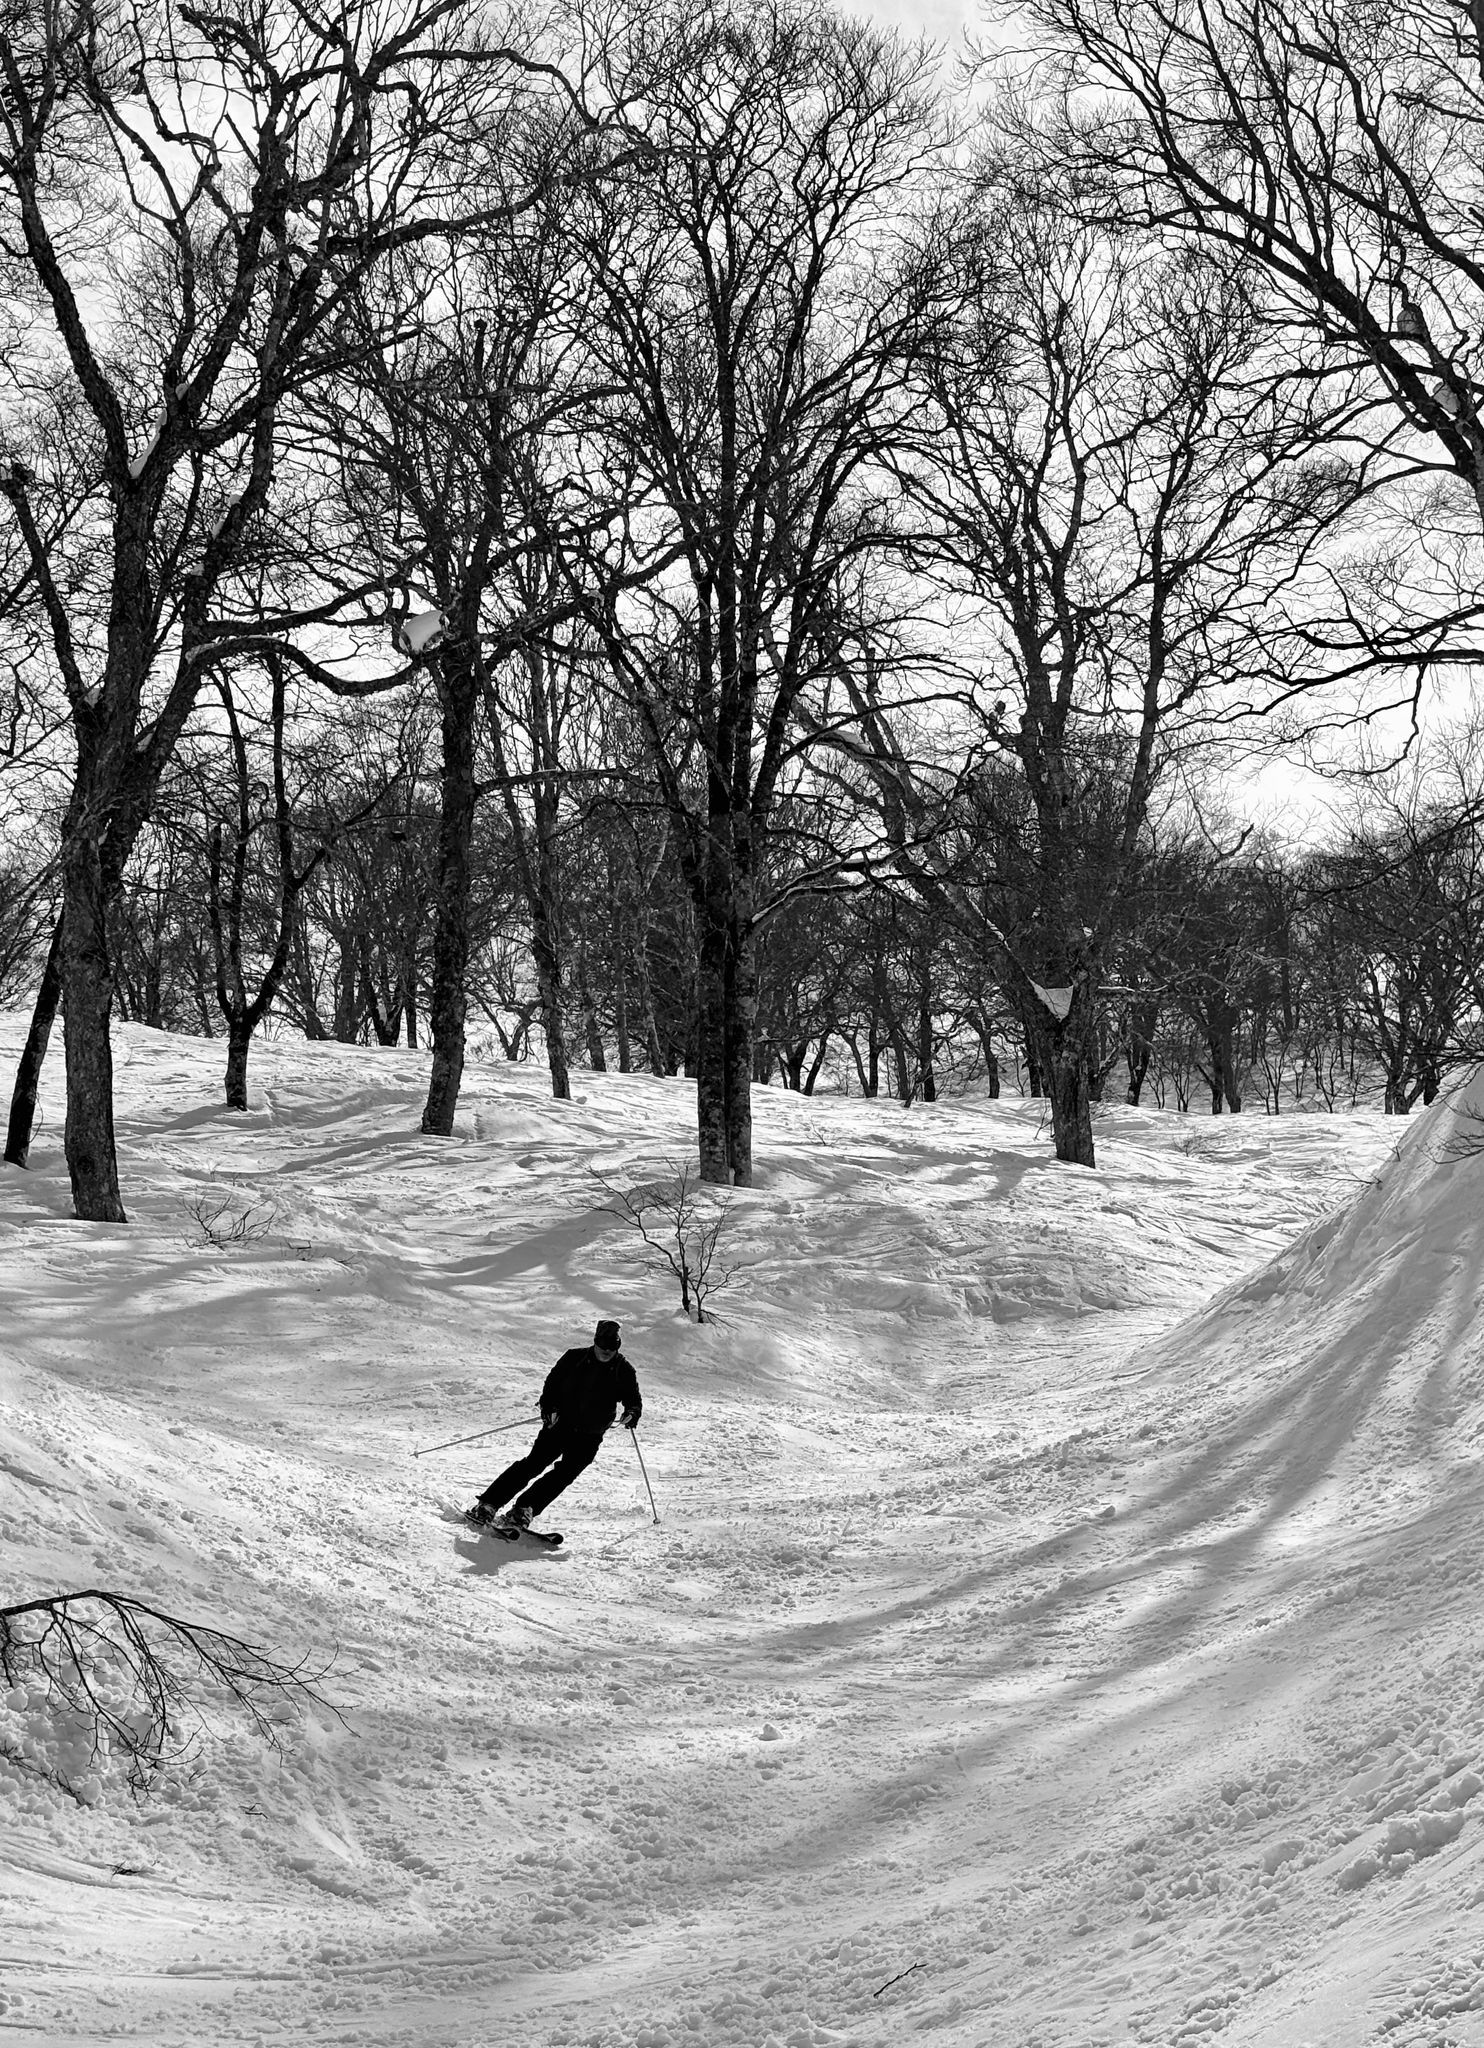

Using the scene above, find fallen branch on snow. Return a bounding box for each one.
[0,1587,336,1797]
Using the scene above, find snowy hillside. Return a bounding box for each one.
[2,1021,1482,2047]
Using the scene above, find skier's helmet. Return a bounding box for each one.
[594,1319,621,1354]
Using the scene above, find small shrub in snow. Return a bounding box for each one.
[182,1192,274,1249]
[591,1159,742,1323]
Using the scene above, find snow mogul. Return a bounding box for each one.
[464,1319,641,1542]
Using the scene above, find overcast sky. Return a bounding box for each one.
[855,0,974,53]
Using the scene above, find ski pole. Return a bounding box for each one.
[628,1425,660,1523]
[413,1416,533,1459]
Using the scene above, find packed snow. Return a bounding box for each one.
[2,1020,1483,2047]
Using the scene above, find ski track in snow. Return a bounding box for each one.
[2,1024,1483,2047]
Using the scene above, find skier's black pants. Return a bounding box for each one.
[478,1423,604,1521]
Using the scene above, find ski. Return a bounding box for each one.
[459,1507,563,1548]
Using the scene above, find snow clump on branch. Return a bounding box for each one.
[397,609,447,657]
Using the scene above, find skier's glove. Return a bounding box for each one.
[541,1408,558,1431]
[621,1406,640,1430]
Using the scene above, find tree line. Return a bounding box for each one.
[2,0,1483,1220]
[66,711,1481,1121]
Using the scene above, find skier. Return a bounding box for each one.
[465,1318,642,1535]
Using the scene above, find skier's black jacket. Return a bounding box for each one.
[541,1345,642,1438]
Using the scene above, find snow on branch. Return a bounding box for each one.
[397,608,447,657]
[127,420,163,481]
[1029,980,1075,1021]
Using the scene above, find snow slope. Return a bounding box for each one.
[1,1021,1482,2047]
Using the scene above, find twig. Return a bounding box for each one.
[873,1962,924,1999]
[0,1588,337,1795]
[182,1192,274,1250]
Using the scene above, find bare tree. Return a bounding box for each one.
[479,597,619,1101]
[1019,0,1484,683]
[319,131,602,1134]
[200,656,402,1106]
[274,700,444,1044]
[1313,787,1484,1111]
[0,0,570,1219]
[834,182,1374,1163]
[558,0,948,1184]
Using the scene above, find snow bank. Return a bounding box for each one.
[2,1024,1482,2046]
[1146,1068,1484,1498]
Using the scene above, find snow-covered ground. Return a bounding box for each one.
[2,1020,1482,2047]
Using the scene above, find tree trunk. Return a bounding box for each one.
[696,911,729,1180]
[724,918,755,1184]
[60,838,126,1222]
[610,862,632,1073]
[888,1019,913,1104]
[532,917,570,1101]
[224,1016,252,1111]
[290,924,328,1039]
[421,659,477,1137]
[191,946,215,1038]
[576,946,607,1071]
[218,932,304,1117]
[1021,1012,1046,1096]
[682,952,700,1080]
[693,890,756,1184]
[1029,993,1096,1166]
[6,916,64,1169]
[1126,1041,1152,1106]
[362,944,402,1046]
[613,952,632,1073]
[1125,996,1158,1106]
[916,970,936,1103]
[528,774,571,1099]
[966,1006,1000,1095]
[144,946,164,1030]
[333,932,360,1041]
[844,1031,868,1094]
[1205,998,1243,1113]
[630,907,666,1077]
[1047,1033,1095,1164]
